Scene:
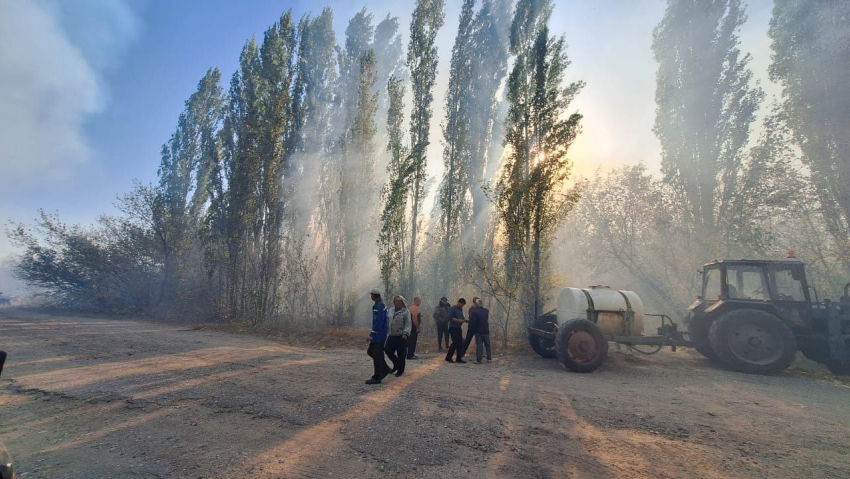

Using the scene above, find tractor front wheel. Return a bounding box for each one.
[688,317,718,360]
[709,309,797,375]
[555,319,608,373]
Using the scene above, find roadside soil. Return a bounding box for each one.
[1,308,849,478]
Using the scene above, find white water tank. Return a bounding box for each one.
[556,286,646,336]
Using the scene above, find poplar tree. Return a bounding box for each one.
[207,12,298,324]
[406,0,445,294]
[319,9,376,323]
[769,0,850,265]
[495,0,584,323]
[337,50,379,323]
[157,68,224,301]
[467,0,512,248]
[652,0,764,246]
[378,76,411,298]
[438,0,475,279]
[373,14,404,113]
[288,8,337,233]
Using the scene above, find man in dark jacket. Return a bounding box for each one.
[461,296,481,357]
[366,288,390,384]
[445,298,468,363]
[433,297,451,351]
[470,298,492,363]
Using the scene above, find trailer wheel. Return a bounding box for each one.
[555,319,608,373]
[529,314,558,359]
[688,318,718,360]
[709,309,797,375]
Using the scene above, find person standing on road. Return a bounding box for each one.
[407,297,422,360]
[366,288,390,385]
[470,298,492,363]
[433,297,451,351]
[461,296,481,357]
[385,295,412,376]
[445,298,468,363]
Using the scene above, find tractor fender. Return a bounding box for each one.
[703,301,787,324]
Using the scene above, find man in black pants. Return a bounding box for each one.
[434,297,451,351]
[445,298,468,363]
[461,296,481,357]
[0,350,6,377]
[406,297,422,360]
[365,288,390,385]
[385,295,412,376]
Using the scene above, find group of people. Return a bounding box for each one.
[365,288,491,385]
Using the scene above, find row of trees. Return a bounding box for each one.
[11,0,848,346]
[11,0,581,333]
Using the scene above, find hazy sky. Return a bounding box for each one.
[0,0,780,260]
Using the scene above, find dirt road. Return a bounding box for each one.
[1,308,849,478]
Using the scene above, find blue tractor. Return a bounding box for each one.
[687,259,850,375]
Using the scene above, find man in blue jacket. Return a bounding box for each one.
[366,288,390,385]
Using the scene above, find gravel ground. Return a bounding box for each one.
[1,308,849,478]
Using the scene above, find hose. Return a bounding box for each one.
[628,345,663,355]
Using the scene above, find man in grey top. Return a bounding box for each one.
[384,295,412,377]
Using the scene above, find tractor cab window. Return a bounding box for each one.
[771,268,806,301]
[725,265,767,300]
[703,268,722,300]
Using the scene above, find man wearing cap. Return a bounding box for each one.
[366,288,390,385]
[433,297,451,351]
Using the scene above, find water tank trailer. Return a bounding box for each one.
[527,285,689,373]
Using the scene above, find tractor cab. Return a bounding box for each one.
[691,260,814,332]
[698,259,810,304]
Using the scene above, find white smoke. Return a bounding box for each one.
[0,0,138,188]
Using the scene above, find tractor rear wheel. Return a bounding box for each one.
[709,309,797,375]
[827,360,850,376]
[688,317,718,360]
[529,314,558,359]
[555,319,608,373]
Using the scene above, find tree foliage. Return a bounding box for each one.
[467,0,512,247]
[155,68,225,301]
[769,0,850,267]
[438,0,475,278]
[378,75,411,299]
[495,0,583,323]
[10,190,165,312]
[652,0,765,244]
[206,13,299,325]
[406,0,445,294]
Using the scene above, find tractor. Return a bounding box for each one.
[687,259,850,375]
[527,259,850,376]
